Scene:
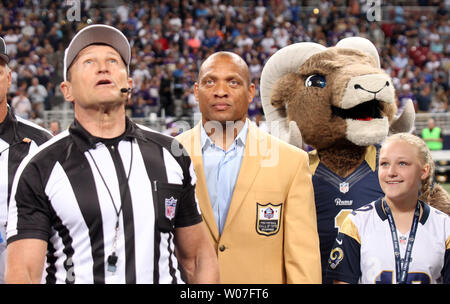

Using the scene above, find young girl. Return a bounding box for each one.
[326,133,450,284]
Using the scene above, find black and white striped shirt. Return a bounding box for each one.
[0,107,52,242]
[7,117,202,284]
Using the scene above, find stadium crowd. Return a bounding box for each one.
[0,0,448,131]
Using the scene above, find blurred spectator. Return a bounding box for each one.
[432,86,449,112]
[429,25,443,54]
[132,62,152,92]
[132,96,148,118]
[421,118,443,150]
[4,28,19,55]
[148,77,160,110]
[27,77,47,118]
[260,30,276,53]
[398,83,416,111]
[249,57,262,80]
[236,32,253,50]
[183,87,199,115]
[393,51,409,71]
[36,67,50,88]
[11,88,32,119]
[49,120,61,136]
[415,84,432,112]
[203,28,222,49]
[158,67,174,117]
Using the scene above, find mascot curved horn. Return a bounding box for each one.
[260,42,327,146]
[336,36,381,68]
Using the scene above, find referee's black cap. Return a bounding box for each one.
[0,37,10,64]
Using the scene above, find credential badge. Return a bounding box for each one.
[256,203,282,236]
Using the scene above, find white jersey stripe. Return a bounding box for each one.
[0,138,9,225]
[163,147,184,185]
[47,228,67,284]
[158,232,171,283]
[125,140,155,283]
[45,162,94,284]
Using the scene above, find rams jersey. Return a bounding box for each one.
[327,198,450,284]
[309,145,384,283]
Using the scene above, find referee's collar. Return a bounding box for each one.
[69,116,146,152]
[0,106,19,143]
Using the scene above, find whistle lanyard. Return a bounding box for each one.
[382,198,421,284]
[87,140,133,273]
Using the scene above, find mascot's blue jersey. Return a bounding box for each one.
[309,145,384,283]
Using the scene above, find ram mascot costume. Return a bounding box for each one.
[260,37,450,283]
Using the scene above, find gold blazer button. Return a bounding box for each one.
[219,245,226,252]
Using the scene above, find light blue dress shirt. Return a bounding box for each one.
[200,120,248,235]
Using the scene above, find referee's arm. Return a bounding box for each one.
[5,160,50,284]
[175,222,220,284]
[6,239,47,283]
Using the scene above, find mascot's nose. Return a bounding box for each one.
[354,82,389,93]
[340,73,395,109]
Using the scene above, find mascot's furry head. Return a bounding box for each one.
[261,37,414,153]
[260,37,450,215]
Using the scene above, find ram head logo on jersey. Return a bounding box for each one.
[329,247,344,270]
[165,197,177,220]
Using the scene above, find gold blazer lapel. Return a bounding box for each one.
[190,123,220,242]
[223,121,262,232]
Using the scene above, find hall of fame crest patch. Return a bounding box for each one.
[256,203,282,236]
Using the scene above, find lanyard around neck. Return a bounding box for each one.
[382,198,421,284]
[87,140,134,273]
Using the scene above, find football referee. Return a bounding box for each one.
[5,25,219,284]
[0,37,52,284]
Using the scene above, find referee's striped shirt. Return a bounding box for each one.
[7,117,202,284]
[0,107,52,236]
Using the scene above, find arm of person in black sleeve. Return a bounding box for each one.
[326,216,362,284]
[173,181,202,228]
[173,157,220,283]
[5,161,51,283]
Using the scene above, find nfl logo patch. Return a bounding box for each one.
[165,197,177,220]
[339,182,349,194]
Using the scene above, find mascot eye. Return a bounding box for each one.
[305,74,326,88]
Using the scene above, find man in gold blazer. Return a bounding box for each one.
[176,51,321,283]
